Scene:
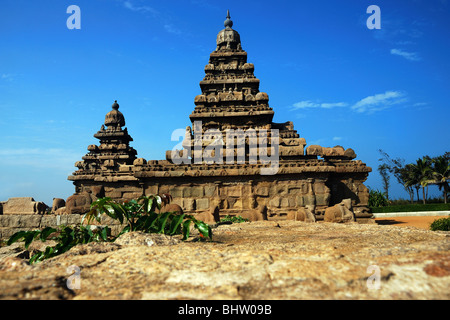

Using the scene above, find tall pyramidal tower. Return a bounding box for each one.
[69,12,372,222]
[185,11,306,163]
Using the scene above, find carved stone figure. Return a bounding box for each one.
[52,198,66,213]
[65,186,104,215]
[324,199,355,223]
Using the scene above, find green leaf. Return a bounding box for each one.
[24,231,38,250]
[40,227,57,241]
[30,251,44,264]
[44,246,55,257]
[101,227,108,241]
[182,220,192,240]
[157,212,171,233]
[146,197,154,214]
[110,203,125,224]
[169,214,185,235]
[195,220,212,239]
[7,231,27,246]
[141,213,159,232]
[85,227,94,243]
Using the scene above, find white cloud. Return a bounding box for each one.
[1,73,14,82]
[390,49,421,61]
[122,0,158,15]
[351,91,407,114]
[164,24,181,35]
[291,91,410,115]
[291,101,348,110]
[121,1,182,36]
[332,137,343,141]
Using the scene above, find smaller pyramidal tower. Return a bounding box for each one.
[75,100,137,173]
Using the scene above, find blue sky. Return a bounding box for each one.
[0,0,449,205]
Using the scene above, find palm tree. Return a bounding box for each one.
[403,163,418,203]
[431,155,450,204]
[406,157,433,204]
[415,157,433,205]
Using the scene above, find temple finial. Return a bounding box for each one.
[224,10,233,28]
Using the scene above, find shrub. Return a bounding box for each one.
[368,188,389,208]
[7,194,212,264]
[430,216,450,231]
[84,195,212,240]
[219,215,249,224]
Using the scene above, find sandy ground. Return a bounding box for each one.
[375,215,448,230]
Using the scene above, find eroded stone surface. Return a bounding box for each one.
[0,221,448,300]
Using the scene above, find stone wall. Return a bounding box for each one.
[0,214,125,241]
[82,170,370,222]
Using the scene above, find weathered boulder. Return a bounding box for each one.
[324,198,355,223]
[114,232,180,247]
[0,221,448,300]
[2,197,48,215]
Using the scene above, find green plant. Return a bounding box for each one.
[7,225,109,264]
[84,195,212,240]
[7,194,212,264]
[429,216,450,231]
[219,215,249,224]
[368,188,389,208]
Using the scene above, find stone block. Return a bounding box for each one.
[287,187,301,195]
[0,215,19,228]
[183,199,196,211]
[313,182,330,195]
[303,195,316,206]
[280,198,290,208]
[3,197,47,215]
[60,214,83,225]
[169,187,183,198]
[0,215,42,228]
[269,197,281,208]
[196,199,210,211]
[183,186,204,198]
[145,185,159,196]
[316,194,331,206]
[122,192,142,200]
[256,186,269,197]
[225,185,242,197]
[295,196,304,207]
[233,199,244,209]
[40,216,59,227]
[204,185,216,197]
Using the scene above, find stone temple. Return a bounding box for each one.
[68,12,372,223]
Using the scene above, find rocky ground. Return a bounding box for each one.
[0,220,449,300]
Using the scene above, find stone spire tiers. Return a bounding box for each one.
[68,12,373,223]
[72,100,137,177]
[187,11,306,162]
